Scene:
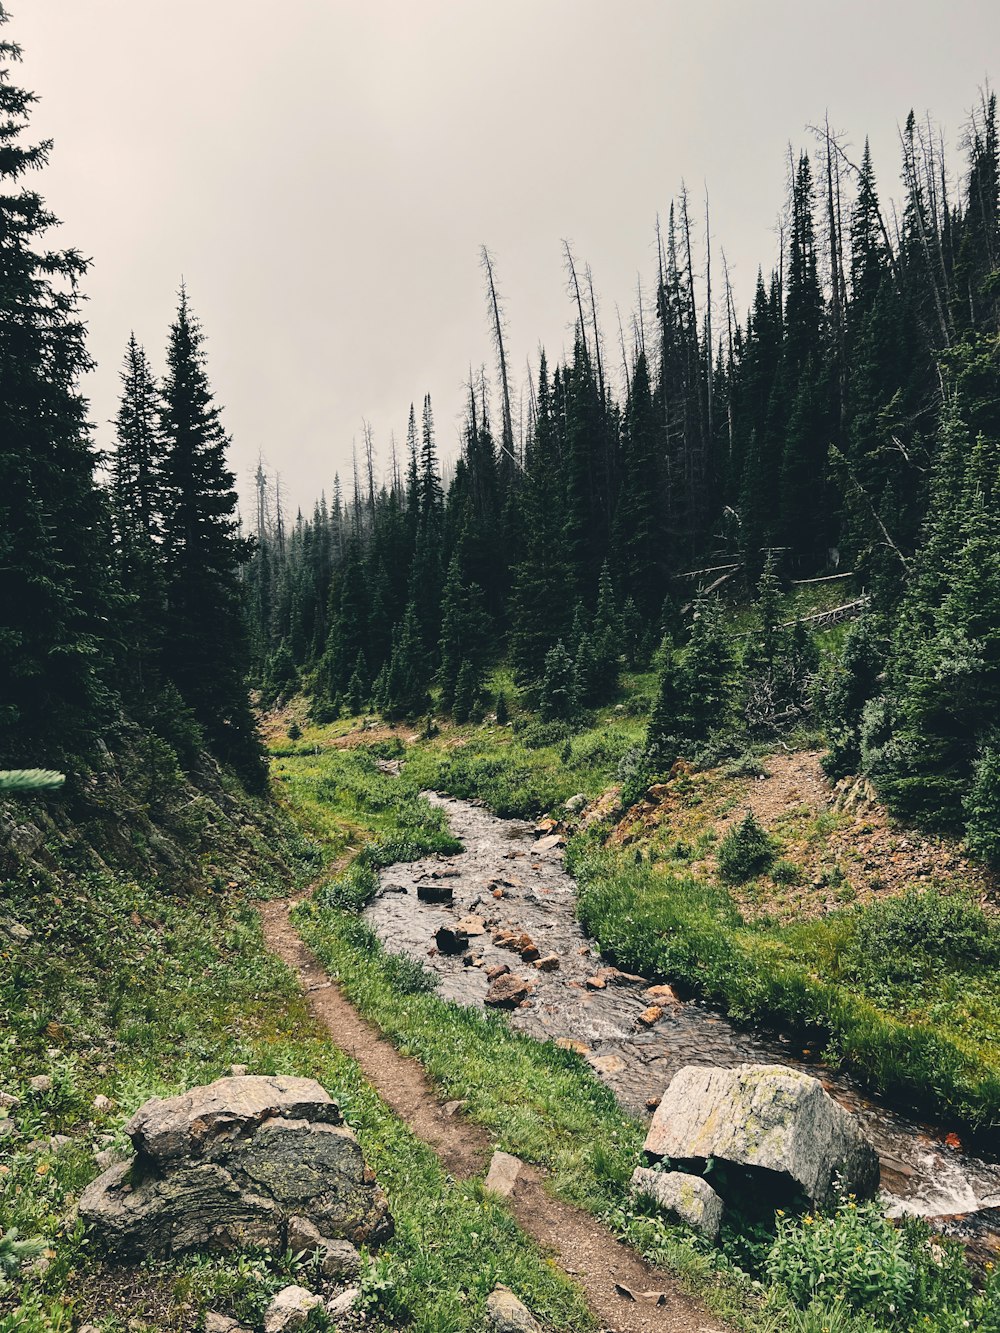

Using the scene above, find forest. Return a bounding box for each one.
[3,2,1000,1330]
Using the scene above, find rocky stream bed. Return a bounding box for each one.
[364,790,1000,1258]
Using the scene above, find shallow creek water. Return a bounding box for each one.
[364,791,1000,1245]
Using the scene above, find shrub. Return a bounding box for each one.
[767,1192,977,1328]
[771,858,803,886]
[723,753,770,779]
[717,811,776,883]
[286,720,302,741]
[843,887,997,998]
[965,745,1000,867]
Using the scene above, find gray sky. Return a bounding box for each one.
[14,0,1000,516]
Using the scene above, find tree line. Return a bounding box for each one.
[2,0,998,858]
[248,93,1000,855]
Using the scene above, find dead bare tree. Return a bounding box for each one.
[480,246,517,473]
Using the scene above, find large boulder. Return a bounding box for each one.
[642,1063,879,1209]
[79,1075,392,1259]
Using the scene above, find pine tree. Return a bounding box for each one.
[437,553,489,714]
[676,596,734,746]
[346,650,368,716]
[539,641,576,721]
[613,351,663,613]
[645,639,681,770]
[158,287,264,788]
[0,10,114,761]
[375,602,430,720]
[452,658,478,724]
[110,333,164,699]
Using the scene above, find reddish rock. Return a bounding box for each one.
[485,973,532,1008]
[485,963,510,981]
[644,984,679,1003]
[585,975,606,990]
[534,954,560,972]
[638,1005,663,1026]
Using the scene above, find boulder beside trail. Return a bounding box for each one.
[630,1167,724,1240]
[79,1075,392,1259]
[643,1063,879,1209]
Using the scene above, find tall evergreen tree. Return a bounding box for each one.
[158,287,264,787]
[0,10,114,760]
[109,333,164,699]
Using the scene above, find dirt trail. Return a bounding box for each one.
[260,895,727,1333]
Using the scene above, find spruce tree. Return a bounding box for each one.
[645,639,681,770]
[0,10,114,761]
[375,602,430,720]
[539,641,577,721]
[110,333,164,700]
[158,287,265,788]
[437,553,488,714]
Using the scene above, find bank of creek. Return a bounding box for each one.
[364,786,1000,1255]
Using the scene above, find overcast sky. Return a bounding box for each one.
[13,0,1000,516]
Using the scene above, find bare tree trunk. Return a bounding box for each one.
[362,418,376,514]
[562,239,591,364]
[585,262,606,406]
[705,188,714,445]
[480,246,517,472]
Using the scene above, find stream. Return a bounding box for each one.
[364,791,1000,1254]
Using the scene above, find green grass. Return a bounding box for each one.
[571,844,1000,1133]
[0,826,592,1331]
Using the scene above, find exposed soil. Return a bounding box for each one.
[612,750,995,923]
[260,895,727,1333]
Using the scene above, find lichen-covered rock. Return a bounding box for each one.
[79,1075,392,1258]
[643,1063,879,1207]
[630,1167,724,1240]
[485,1287,541,1332]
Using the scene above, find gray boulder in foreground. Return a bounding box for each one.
[630,1166,724,1240]
[79,1075,392,1258]
[642,1063,879,1207]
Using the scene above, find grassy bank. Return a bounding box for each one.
[1,787,592,1332]
[570,842,1000,1135]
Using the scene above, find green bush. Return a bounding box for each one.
[717,811,776,883]
[766,1193,982,1328]
[770,858,804,886]
[965,745,1000,867]
[843,887,997,998]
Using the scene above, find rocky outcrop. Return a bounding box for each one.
[79,1075,392,1259]
[643,1063,879,1208]
[629,1167,724,1240]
